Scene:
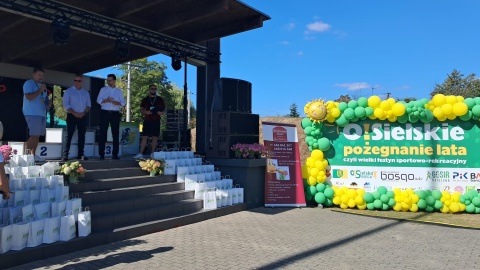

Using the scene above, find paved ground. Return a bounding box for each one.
[7,207,480,270]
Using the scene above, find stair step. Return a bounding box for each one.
[79,159,141,170]
[82,167,147,181]
[92,199,203,231]
[78,182,185,205]
[69,174,177,193]
[87,190,195,217]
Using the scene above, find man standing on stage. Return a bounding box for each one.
[62,74,91,161]
[96,74,125,160]
[23,67,51,162]
[133,84,166,159]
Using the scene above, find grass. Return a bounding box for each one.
[331,208,480,229]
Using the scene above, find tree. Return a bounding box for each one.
[286,102,300,117]
[398,97,417,103]
[430,69,480,98]
[53,85,66,120]
[334,94,352,103]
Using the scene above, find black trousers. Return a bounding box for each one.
[63,113,87,158]
[99,110,120,157]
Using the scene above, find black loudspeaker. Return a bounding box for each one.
[0,77,29,141]
[212,112,259,135]
[212,78,252,113]
[206,134,259,159]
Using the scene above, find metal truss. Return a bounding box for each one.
[0,0,220,64]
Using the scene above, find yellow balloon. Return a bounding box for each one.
[368,96,382,108]
[440,206,449,213]
[393,204,402,211]
[335,188,344,196]
[326,115,336,123]
[387,115,397,122]
[356,189,366,196]
[340,203,348,209]
[331,108,341,117]
[315,160,325,170]
[347,189,356,198]
[374,108,385,118]
[332,196,341,205]
[432,94,446,107]
[444,200,451,207]
[441,104,453,115]
[309,168,319,177]
[341,194,349,204]
[456,96,465,103]
[311,149,324,160]
[307,176,317,186]
[410,204,418,212]
[301,165,309,179]
[318,171,326,178]
[387,98,396,105]
[452,102,468,116]
[391,103,406,116]
[380,100,391,110]
[459,203,466,212]
[347,199,356,208]
[411,194,419,204]
[322,159,329,167]
[449,202,459,212]
[354,196,364,205]
[446,95,457,105]
[357,203,367,210]
[437,115,447,121]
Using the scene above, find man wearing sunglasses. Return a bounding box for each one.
[61,74,91,161]
[133,84,165,159]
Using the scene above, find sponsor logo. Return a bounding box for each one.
[333,169,348,178]
[470,173,480,182]
[364,182,371,188]
[380,171,422,182]
[426,171,450,182]
[350,170,377,179]
[453,172,468,181]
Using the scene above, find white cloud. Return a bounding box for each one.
[306,21,331,33]
[279,41,290,45]
[335,82,371,91]
[297,51,304,57]
[284,22,295,31]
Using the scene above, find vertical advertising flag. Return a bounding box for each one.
[263,122,306,207]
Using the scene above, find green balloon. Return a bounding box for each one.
[380,194,389,204]
[324,198,333,207]
[464,98,476,109]
[367,202,375,210]
[314,192,326,204]
[475,207,480,214]
[408,114,419,123]
[373,199,383,209]
[415,190,427,200]
[473,115,480,120]
[377,186,388,195]
[338,102,348,112]
[414,100,424,108]
[354,107,366,118]
[466,204,475,213]
[357,97,368,108]
[304,126,313,135]
[388,198,396,207]
[382,203,390,211]
[343,108,355,120]
[398,114,409,124]
[472,105,480,116]
[425,206,434,212]
[335,115,349,127]
[417,199,427,209]
[363,192,374,203]
[459,196,466,203]
[434,200,443,210]
[309,186,318,196]
[469,189,479,197]
[306,193,313,201]
[432,190,442,200]
[308,146,313,151]
[459,111,472,121]
[348,100,358,109]
[365,107,374,117]
[316,183,326,192]
[472,197,480,207]
[386,191,395,198]
[324,187,334,198]
[466,199,472,205]
[317,138,331,151]
[313,122,323,130]
[475,97,480,105]
[372,191,380,200]
[407,102,414,108]
[301,118,313,129]
[312,143,319,149]
[425,196,435,206]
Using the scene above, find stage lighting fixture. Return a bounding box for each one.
[50,18,70,45]
[171,52,182,71]
[115,37,130,59]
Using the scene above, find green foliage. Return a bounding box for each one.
[53,85,66,120]
[334,94,352,103]
[286,102,300,117]
[430,69,480,98]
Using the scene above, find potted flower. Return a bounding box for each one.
[231,143,267,159]
[0,145,15,164]
[61,161,86,184]
[139,158,165,176]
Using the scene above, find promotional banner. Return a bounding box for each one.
[118,122,140,155]
[323,119,480,191]
[263,122,306,207]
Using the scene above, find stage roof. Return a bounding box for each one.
[0,0,270,74]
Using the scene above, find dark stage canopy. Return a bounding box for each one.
[0,0,270,73]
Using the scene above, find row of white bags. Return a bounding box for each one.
[0,208,91,254]
[203,187,244,209]
[185,176,233,192]
[177,168,221,183]
[152,151,194,160]
[1,197,81,225]
[163,158,203,175]
[6,166,58,179]
[1,186,69,208]
[9,175,65,192]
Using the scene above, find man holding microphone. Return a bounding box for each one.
[23,67,51,162]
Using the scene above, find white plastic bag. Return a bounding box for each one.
[77,207,91,237]
[27,219,45,248]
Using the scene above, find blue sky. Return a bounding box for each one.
[87,1,480,117]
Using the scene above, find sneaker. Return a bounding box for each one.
[61,157,68,162]
[78,156,88,160]
[34,155,45,162]
[133,153,144,159]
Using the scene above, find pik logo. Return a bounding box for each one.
[453,172,468,180]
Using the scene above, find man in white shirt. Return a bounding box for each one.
[62,74,91,161]
[96,74,126,160]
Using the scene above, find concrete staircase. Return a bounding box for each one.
[1,159,246,268]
